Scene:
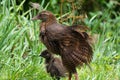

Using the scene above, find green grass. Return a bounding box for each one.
[0,0,120,80]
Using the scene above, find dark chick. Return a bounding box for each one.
[40,50,67,80]
[32,11,93,80]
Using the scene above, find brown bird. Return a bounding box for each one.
[32,11,93,80]
[40,50,67,80]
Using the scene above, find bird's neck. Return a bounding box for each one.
[40,20,57,34]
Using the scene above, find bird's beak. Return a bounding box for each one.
[39,54,41,56]
[31,15,40,20]
[39,54,42,57]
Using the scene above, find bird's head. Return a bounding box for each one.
[32,11,56,23]
[40,50,52,59]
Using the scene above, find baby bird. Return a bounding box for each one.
[40,50,67,80]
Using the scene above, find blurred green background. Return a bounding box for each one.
[0,0,120,80]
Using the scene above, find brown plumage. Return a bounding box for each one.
[40,50,67,80]
[32,11,93,80]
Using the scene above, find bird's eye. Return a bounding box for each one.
[39,14,41,17]
[43,14,48,17]
[41,14,48,21]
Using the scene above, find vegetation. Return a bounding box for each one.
[0,0,120,80]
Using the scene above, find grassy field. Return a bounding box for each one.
[0,0,120,80]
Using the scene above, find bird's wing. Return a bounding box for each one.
[69,25,90,32]
[50,26,93,66]
[45,24,93,65]
[69,25,96,46]
[47,24,90,41]
[69,25,90,39]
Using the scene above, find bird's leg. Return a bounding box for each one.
[68,72,72,80]
[74,72,79,80]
